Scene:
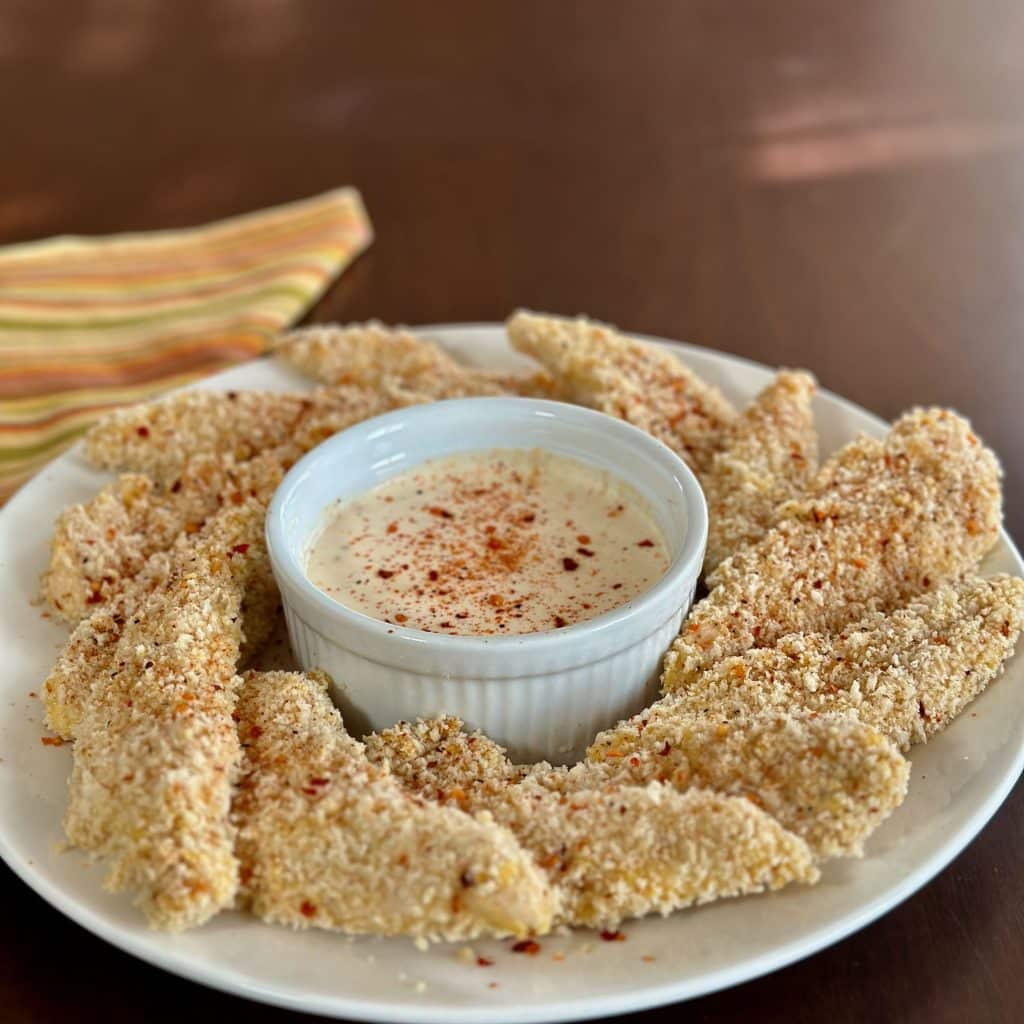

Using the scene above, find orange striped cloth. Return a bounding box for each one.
[0,186,372,503]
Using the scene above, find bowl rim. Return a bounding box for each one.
[266,396,708,659]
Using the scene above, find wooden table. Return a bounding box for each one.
[2,2,1022,1020]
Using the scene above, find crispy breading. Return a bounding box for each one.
[366,719,817,928]
[43,502,276,741]
[275,321,460,386]
[43,473,170,623]
[368,710,907,862]
[276,320,553,398]
[703,370,818,573]
[83,389,314,480]
[506,310,736,472]
[83,385,396,482]
[43,547,174,740]
[662,575,1024,750]
[42,453,283,623]
[232,670,556,941]
[47,387,411,623]
[62,501,268,930]
[664,408,1003,688]
[587,711,907,859]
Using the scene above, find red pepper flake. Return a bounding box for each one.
[612,582,623,590]
[136,426,150,438]
[577,534,591,544]
[658,742,672,756]
[249,725,264,739]
[428,569,439,581]
[521,512,536,523]
[637,539,654,548]
[918,700,931,722]
[511,939,541,955]
[386,521,398,534]
[170,479,182,494]
[377,569,394,579]
[41,736,65,747]
[600,930,626,942]
[553,615,567,628]
[394,613,408,623]
[576,547,594,557]
[299,900,316,918]
[487,536,504,550]
[429,506,454,519]
[229,543,250,556]
[562,557,579,572]
[477,956,494,967]
[86,590,104,605]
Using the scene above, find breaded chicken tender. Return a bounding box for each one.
[703,370,818,573]
[43,473,170,622]
[664,408,1003,688]
[275,321,553,398]
[43,501,276,740]
[586,710,907,859]
[62,501,268,930]
[506,310,736,472]
[46,387,411,622]
[83,385,395,482]
[232,670,556,941]
[662,575,1024,750]
[369,710,907,862]
[366,720,817,928]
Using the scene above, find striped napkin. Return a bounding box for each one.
[0,186,372,503]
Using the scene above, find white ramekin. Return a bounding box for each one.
[266,397,707,764]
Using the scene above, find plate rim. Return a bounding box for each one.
[1,322,1021,1023]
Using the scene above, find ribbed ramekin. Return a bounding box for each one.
[266,397,707,764]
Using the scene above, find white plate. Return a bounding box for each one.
[1,326,1021,1023]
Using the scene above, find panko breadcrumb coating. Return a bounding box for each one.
[43,501,275,740]
[506,310,736,472]
[84,388,317,480]
[63,501,269,930]
[275,321,553,399]
[366,719,818,927]
[665,407,1003,688]
[233,670,556,941]
[369,710,907,862]
[43,473,169,622]
[83,385,401,482]
[703,370,818,573]
[586,710,907,859]
[662,575,1024,750]
[47,387,412,622]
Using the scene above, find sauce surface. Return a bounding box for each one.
[306,448,672,635]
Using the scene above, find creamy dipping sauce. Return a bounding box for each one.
[305,448,672,635]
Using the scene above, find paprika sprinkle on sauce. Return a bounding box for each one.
[305,448,671,636]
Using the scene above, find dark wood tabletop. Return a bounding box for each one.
[2,2,1023,1021]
